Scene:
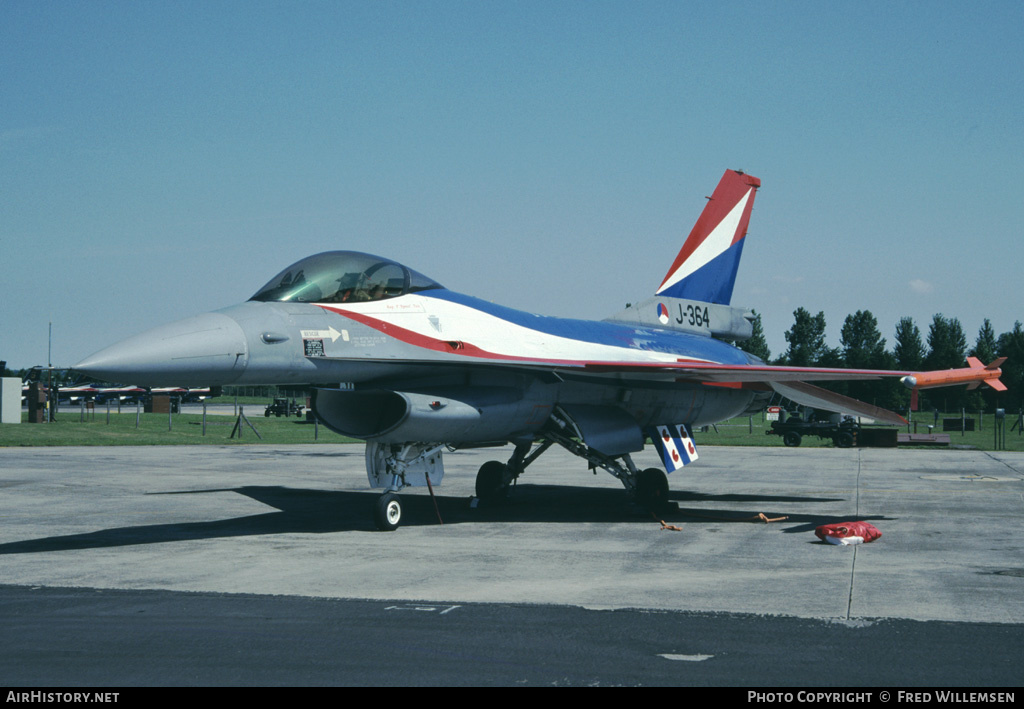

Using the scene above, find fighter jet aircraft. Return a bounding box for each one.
[75,170,1004,530]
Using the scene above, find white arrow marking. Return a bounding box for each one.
[301,327,343,342]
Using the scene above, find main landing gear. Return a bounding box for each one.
[474,459,514,503]
[366,418,676,530]
[473,416,673,514]
[635,466,670,511]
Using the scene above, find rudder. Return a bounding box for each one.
[656,169,760,305]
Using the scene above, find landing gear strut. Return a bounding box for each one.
[474,440,553,506]
[476,413,673,513]
[365,442,445,531]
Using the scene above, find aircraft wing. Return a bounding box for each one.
[580,361,913,423]
[314,351,905,380]
[315,351,914,423]
[577,360,905,383]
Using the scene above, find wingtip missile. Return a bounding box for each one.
[903,357,1008,393]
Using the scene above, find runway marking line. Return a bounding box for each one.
[385,604,461,614]
[658,654,713,662]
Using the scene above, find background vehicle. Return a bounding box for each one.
[265,397,304,418]
[766,410,859,448]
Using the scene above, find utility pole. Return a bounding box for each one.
[47,321,53,423]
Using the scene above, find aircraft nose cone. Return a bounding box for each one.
[74,312,249,387]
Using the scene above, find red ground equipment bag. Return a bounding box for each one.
[815,521,882,545]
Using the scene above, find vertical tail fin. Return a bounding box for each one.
[656,169,760,305]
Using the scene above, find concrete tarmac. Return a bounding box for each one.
[1,444,1021,623]
[2,443,1023,686]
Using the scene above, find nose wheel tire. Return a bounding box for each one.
[374,493,403,531]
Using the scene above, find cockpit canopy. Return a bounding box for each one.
[249,251,444,304]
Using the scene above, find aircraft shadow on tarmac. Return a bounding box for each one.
[0,484,885,554]
[669,490,889,535]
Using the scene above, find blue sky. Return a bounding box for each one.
[2,1,1021,370]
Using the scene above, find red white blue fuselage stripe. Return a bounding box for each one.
[317,289,751,368]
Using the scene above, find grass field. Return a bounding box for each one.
[2,409,1021,451]
[0,410,358,447]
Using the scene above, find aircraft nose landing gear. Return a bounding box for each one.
[374,492,403,531]
[365,442,445,531]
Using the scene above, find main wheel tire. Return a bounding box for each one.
[783,431,802,447]
[374,493,402,531]
[636,467,670,511]
[475,461,510,503]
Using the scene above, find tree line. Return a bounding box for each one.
[737,309,1024,413]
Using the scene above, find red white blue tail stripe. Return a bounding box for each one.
[651,424,699,473]
[656,170,760,305]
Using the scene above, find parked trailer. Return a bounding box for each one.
[766,412,859,448]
